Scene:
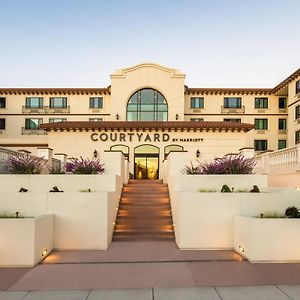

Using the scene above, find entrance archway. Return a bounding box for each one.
[134,144,159,180]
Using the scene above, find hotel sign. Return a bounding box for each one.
[90,133,203,143]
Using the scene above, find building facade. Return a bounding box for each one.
[0,63,300,178]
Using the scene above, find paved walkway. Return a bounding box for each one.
[1,242,300,299]
[1,286,300,299]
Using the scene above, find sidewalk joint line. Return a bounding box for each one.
[275,285,294,300]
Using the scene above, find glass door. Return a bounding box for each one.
[134,156,159,179]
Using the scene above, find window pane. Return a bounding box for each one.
[127,112,138,121]
[278,119,286,130]
[296,106,300,119]
[26,97,43,108]
[279,98,286,109]
[255,119,268,130]
[140,89,155,104]
[157,111,167,121]
[254,140,267,151]
[141,104,155,111]
[158,104,168,111]
[50,97,67,108]
[0,119,5,129]
[140,111,155,121]
[25,119,41,129]
[224,97,241,108]
[0,97,6,108]
[296,131,300,144]
[296,80,300,94]
[278,140,286,149]
[224,119,241,122]
[255,98,268,109]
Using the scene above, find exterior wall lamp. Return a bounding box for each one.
[196,150,200,158]
[93,149,98,158]
[175,114,179,120]
[116,114,119,120]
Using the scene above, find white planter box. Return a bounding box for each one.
[0,215,54,267]
[171,192,300,250]
[234,215,300,262]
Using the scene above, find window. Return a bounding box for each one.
[89,118,103,122]
[190,118,204,122]
[89,97,103,109]
[164,145,184,158]
[49,97,67,108]
[25,97,43,108]
[127,88,168,121]
[190,97,204,109]
[49,118,67,123]
[0,118,5,129]
[295,105,300,120]
[0,97,6,108]
[278,140,286,150]
[254,140,268,151]
[255,97,268,109]
[279,97,287,109]
[278,119,287,130]
[254,119,268,130]
[25,118,43,129]
[224,97,241,108]
[296,80,300,94]
[223,118,241,122]
[296,130,300,144]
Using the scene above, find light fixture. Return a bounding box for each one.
[175,114,179,120]
[93,149,98,158]
[296,187,300,191]
[238,245,245,253]
[42,250,48,257]
[116,114,119,120]
[196,150,200,158]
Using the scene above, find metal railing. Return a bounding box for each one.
[22,106,70,114]
[221,106,245,114]
[21,127,48,135]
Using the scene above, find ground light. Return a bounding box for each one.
[42,250,48,257]
[238,245,245,253]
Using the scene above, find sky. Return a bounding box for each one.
[0,0,299,88]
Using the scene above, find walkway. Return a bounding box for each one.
[1,285,300,300]
[1,241,300,299]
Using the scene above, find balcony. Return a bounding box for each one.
[21,127,48,135]
[22,106,70,114]
[221,106,245,114]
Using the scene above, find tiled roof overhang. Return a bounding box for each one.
[272,67,300,94]
[0,88,110,95]
[40,121,254,132]
[185,87,272,95]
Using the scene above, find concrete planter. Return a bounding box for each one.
[234,215,300,262]
[171,191,300,250]
[0,215,54,267]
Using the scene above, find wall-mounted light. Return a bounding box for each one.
[42,250,48,257]
[175,114,179,120]
[196,150,200,158]
[93,150,98,158]
[116,114,119,120]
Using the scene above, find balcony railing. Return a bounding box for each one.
[254,144,300,175]
[22,106,70,114]
[221,106,245,114]
[21,127,48,135]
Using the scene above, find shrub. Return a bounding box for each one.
[181,161,202,174]
[48,165,65,174]
[285,206,300,218]
[65,157,104,174]
[182,154,256,175]
[221,184,232,192]
[6,155,46,174]
[197,188,217,193]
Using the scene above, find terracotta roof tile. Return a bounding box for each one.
[0,88,110,95]
[40,121,254,132]
[185,88,272,95]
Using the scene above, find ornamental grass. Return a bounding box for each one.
[65,157,104,174]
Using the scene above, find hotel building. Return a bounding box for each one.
[0,63,299,179]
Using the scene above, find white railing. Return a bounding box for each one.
[0,147,23,162]
[254,144,300,174]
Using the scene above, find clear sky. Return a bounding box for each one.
[0,0,299,88]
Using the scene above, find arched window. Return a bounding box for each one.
[164,144,184,158]
[110,144,129,159]
[127,88,168,121]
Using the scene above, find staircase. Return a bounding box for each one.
[113,179,175,241]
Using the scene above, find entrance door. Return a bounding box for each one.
[134,145,159,180]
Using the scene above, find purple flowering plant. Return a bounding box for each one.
[6,155,47,174]
[182,154,256,175]
[64,157,105,174]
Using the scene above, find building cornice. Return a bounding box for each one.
[0,88,111,95]
[40,121,254,132]
[271,67,300,93]
[185,87,272,96]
